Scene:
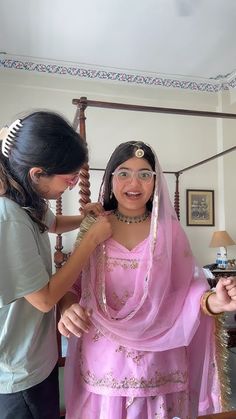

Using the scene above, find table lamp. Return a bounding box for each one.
[209,230,235,260]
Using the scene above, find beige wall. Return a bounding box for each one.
[221,90,236,260]
[0,68,235,265]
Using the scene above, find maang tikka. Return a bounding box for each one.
[134,142,144,158]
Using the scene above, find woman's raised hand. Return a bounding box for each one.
[215,277,236,312]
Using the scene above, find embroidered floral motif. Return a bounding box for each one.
[112,291,130,309]
[81,288,92,304]
[115,345,145,365]
[92,329,104,342]
[81,265,92,304]
[81,369,188,389]
[153,391,190,419]
[106,256,139,272]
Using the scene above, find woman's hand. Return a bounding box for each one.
[58,303,91,338]
[207,277,236,314]
[215,277,236,311]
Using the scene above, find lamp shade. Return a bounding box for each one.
[209,230,236,248]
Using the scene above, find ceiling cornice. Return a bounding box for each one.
[0,54,235,93]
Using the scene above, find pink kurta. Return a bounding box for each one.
[65,233,220,419]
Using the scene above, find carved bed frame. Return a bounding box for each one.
[55,97,236,364]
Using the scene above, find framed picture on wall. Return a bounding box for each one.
[186,189,215,226]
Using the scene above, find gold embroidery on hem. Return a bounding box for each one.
[81,369,188,389]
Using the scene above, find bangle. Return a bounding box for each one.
[200,291,224,317]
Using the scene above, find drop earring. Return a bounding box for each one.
[110,189,113,200]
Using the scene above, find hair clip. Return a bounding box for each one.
[0,119,23,158]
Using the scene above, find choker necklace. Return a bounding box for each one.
[114,209,150,224]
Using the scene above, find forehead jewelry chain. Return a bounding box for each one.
[114,209,150,224]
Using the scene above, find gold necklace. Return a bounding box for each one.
[114,209,150,224]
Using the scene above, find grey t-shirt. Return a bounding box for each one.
[0,197,58,393]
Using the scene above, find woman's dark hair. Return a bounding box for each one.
[0,111,87,231]
[102,141,155,211]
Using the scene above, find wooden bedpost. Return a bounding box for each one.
[54,197,69,269]
[174,172,180,220]
[54,196,69,367]
[54,97,91,270]
[73,96,91,213]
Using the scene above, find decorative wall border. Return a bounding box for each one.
[0,56,234,93]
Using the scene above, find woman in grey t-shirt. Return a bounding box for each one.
[0,111,111,418]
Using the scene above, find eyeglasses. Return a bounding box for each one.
[112,169,156,184]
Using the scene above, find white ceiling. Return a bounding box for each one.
[1,0,236,85]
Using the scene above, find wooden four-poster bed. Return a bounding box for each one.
[54,96,236,270]
[55,97,236,368]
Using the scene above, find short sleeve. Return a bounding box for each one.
[0,220,50,307]
[45,208,56,229]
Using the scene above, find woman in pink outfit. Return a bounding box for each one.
[59,141,236,419]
